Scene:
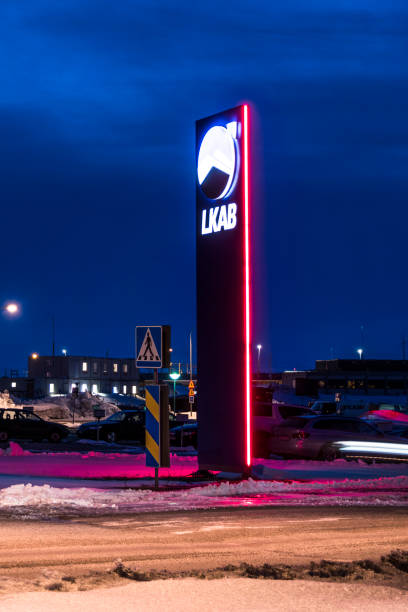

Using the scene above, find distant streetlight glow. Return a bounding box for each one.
[357,348,363,360]
[169,371,181,414]
[5,303,19,315]
[256,344,262,375]
[62,349,67,356]
[31,353,39,360]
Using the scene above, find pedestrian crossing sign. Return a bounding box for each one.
[136,326,162,368]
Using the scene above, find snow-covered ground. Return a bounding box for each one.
[0,442,197,478]
[24,393,120,421]
[0,474,407,518]
[2,578,407,612]
[0,442,407,481]
[0,443,406,516]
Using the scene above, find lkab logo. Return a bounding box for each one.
[197,122,240,235]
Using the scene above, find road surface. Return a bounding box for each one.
[0,505,407,593]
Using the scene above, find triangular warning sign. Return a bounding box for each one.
[188,380,194,389]
[137,328,160,362]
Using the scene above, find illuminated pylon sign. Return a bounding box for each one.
[145,385,170,468]
[196,104,252,472]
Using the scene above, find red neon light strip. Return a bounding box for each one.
[243,104,252,466]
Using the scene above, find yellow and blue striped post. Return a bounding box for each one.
[146,385,160,467]
[145,384,170,471]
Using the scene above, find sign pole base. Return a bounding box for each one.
[154,467,159,490]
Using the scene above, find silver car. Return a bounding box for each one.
[268,415,403,460]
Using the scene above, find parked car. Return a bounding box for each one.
[77,409,145,443]
[0,408,69,443]
[170,422,197,449]
[268,415,403,460]
[77,409,181,443]
[253,404,314,457]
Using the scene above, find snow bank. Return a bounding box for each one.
[3,578,407,612]
[0,475,407,518]
[30,393,119,420]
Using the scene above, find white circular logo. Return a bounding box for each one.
[197,125,237,200]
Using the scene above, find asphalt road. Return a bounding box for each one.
[0,506,407,593]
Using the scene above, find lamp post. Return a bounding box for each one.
[357,348,363,360]
[256,344,262,376]
[169,371,181,414]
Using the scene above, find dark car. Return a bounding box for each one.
[170,422,197,448]
[77,409,145,443]
[0,408,69,443]
[269,415,403,460]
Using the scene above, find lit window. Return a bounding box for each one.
[82,362,88,372]
[91,384,98,394]
[11,382,16,388]
[49,383,55,393]
[113,363,118,373]
[123,363,128,373]
[132,385,137,395]
[113,386,118,393]
[123,385,127,394]
[81,383,87,392]
[71,383,77,392]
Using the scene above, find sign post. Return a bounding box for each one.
[196,105,252,472]
[145,384,170,489]
[136,325,170,488]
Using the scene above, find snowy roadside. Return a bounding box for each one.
[0,474,407,518]
[0,443,406,516]
[1,578,407,612]
[0,442,407,481]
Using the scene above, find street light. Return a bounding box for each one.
[4,302,19,316]
[62,349,67,356]
[169,371,181,413]
[31,353,39,360]
[357,348,363,360]
[256,344,262,375]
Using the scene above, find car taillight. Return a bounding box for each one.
[292,431,310,439]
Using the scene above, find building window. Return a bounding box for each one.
[11,382,16,388]
[71,383,78,393]
[81,383,87,392]
[123,363,128,373]
[91,384,98,394]
[49,383,55,393]
[103,363,108,374]
[113,363,118,373]
[123,385,127,394]
[113,386,118,393]
[93,362,98,374]
[82,362,88,372]
[132,385,137,395]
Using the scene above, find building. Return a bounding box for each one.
[282,359,408,397]
[0,376,33,399]
[28,355,140,397]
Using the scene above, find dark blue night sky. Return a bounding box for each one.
[1,0,408,373]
